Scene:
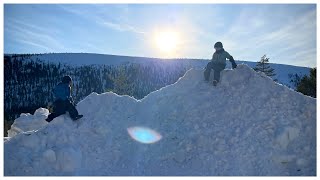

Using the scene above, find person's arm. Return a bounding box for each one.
[229,56,237,69]
[62,84,71,101]
[67,85,74,102]
[226,52,237,69]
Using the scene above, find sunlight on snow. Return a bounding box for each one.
[127,127,162,144]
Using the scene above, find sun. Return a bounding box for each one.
[154,30,180,54]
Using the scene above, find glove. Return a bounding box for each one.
[232,62,237,69]
[229,56,237,69]
[68,97,75,105]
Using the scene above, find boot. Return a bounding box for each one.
[72,115,83,121]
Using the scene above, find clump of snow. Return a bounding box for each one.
[7,108,49,138]
[42,149,56,163]
[4,65,316,176]
[275,127,300,149]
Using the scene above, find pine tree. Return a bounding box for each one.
[4,54,190,128]
[289,73,302,88]
[113,66,133,96]
[254,55,276,78]
[296,68,316,98]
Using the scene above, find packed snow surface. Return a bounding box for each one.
[4,65,316,176]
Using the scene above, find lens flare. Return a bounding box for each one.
[127,127,162,144]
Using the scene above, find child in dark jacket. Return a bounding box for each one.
[204,42,237,85]
[46,76,83,122]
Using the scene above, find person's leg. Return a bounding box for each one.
[204,62,214,81]
[66,100,80,120]
[213,64,226,82]
[46,100,66,122]
[46,113,58,122]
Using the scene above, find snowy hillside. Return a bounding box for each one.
[4,65,316,176]
[28,53,310,87]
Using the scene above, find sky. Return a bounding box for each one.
[4,4,317,67]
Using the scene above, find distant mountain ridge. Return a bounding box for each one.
[4,52,311,68]
[10,52,310,87]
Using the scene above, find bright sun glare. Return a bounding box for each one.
[154,30,180,54]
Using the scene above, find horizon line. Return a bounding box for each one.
[3,52,313,68]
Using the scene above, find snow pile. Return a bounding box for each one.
[4,64,316,176]
[7,108,49,138]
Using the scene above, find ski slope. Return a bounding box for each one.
[4,65,316,176]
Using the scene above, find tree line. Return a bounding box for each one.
[4,54,187,136]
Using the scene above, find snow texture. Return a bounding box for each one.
[7,108,49,138]
[4,64,316,176]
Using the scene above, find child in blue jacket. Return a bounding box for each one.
[46,76,83,122]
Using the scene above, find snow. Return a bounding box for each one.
[275,127,300,149]
[4,64,316,176]
[7,108,49,138]
[42,149,56,163]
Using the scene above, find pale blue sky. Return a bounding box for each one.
[4,4,317,67]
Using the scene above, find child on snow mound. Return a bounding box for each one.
[204,42,237,85]
[46,76,83,122]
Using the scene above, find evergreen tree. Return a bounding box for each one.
[254,55,276,78]
[3,54,189,135]
[289,73,302,88]
[113,66,133,96]
[296,68,316,98]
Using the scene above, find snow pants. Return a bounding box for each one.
[46,99,79,122]
[204,62,226,82]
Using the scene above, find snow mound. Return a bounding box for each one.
[4,64,316,176]
[7,108,49,138]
